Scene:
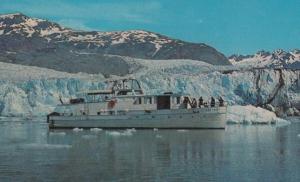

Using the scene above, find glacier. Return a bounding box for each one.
[0,59,299,123]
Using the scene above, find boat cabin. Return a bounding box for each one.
[54,78,219,116]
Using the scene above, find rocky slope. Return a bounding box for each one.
[0,13,230,75]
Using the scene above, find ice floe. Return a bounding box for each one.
[177,129,188,132]
[156,134,162,138]
[227,105,290,125]
[105,129,136,137]
[73,128,83,132]
[90,128,103,132]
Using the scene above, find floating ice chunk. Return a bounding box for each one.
[122,129,134,136]
[156,134,162,138]
[105,130,134,137]
[177,129,188,132]
[153,128,158,131]
[90,128,103,132]
[106,131,122,136]
[73,128,83,132]
[127,128,136,132]
[297,134,300,138]
[49,132,66,136]
[226,105,288,125]
[276,118,291,127]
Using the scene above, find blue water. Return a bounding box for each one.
[0,118,299,182]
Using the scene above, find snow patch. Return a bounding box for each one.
[25,18,40,27]
[0,13,22,19]
[111,37,125,45]
[40,27,69,36]
[152,43,162,56]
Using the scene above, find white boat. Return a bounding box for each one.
[47,78,227,129]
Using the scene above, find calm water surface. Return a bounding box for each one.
[0,118,299,182]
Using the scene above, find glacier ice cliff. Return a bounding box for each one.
[0,59,299,117]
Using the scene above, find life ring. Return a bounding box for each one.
[107,99,117,109]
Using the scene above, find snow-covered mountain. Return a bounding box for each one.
[0,13,230,75]
[229,49,300,69]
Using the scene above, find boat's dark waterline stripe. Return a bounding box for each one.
[49,126,225,130]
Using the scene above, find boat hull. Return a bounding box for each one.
[48,107,227,129]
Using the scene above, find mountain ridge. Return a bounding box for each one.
[0,13,230,75]
[228,49,300,69]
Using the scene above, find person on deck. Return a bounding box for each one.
[219,96,224,106]
[198,97,203,107]
[191,98,197,108]
[210,97,215,107]
[183,97,189,109]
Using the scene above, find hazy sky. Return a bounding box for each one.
[1,0,299,55]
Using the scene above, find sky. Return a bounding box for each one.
[0,0,299,55]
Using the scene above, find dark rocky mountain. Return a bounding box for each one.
[0,13,230,75]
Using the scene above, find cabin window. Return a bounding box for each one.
[134,97,142,105]
[157,96,171,110]
[144,97,152,104]
[132,80,141,90]
[176,97,181,104]
[153,97,157,104]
